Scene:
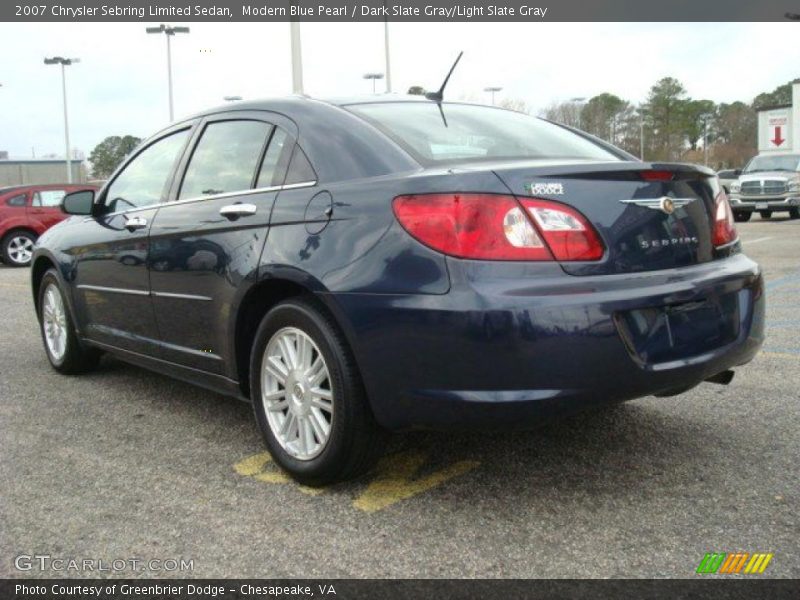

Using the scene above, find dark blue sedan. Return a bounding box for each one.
[31,97,765,484]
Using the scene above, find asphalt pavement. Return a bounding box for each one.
[1,216,798,578]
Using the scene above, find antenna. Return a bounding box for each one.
[425,51,463,103]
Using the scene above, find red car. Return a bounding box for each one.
[0,184,97,266]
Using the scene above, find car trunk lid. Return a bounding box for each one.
[486,160,721,276]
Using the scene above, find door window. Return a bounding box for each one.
[5,194,27,207]
[32,190,66,207]
[104,129,190,213]
[256,128,289,188]
[179,120,271,200]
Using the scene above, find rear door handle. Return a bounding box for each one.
[220,203,257,219]
[124,216,148,231]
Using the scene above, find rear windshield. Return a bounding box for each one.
[346,102,620,164]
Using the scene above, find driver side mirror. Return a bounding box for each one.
[734,169,742,176]
[62,189,95,215]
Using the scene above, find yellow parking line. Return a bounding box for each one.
[0,282,28,290]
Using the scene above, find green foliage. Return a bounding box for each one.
[88,135,142,179]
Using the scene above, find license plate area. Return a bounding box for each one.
[615,292,741,365]
[756,202,768,209]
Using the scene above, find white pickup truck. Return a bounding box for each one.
[728,153,800,221]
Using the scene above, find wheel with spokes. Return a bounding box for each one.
[250,297,385,485]
[37,269,101,373]
[2,230,36,266]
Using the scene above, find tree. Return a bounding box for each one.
[407,85,426,96]
[642,77,689,160]
[539,101,582,128]
[89,135,142,179]
[712,101,757,168]
[498,97,530,113]
[752,78,800,110]
[580,93,628,141]
[681,99,716,151]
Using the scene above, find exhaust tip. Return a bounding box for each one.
[705,370,735,386]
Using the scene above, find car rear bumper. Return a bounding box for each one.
[328,254,765,431]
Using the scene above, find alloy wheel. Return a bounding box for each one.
[7,235,34,265]
[261,326,334,460]
[42,284,68,361]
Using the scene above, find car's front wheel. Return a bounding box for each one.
[733,211,752,222]
[2,230,36,267]
[37,269,101,373]
[759,210,773,219]
[789,207,800,220]
[250,297,385,486]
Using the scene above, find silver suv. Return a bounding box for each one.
[729,153,800,221]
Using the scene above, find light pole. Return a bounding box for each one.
[290,19,304,94]
[146,24,190,121]
[44,56,79,183]
[484,86,502,105]
[638,109,646,161]
[364,72,384,94]
[383,0,392,93]
[700,112,713,166]
[224,95,243,102]
[570,96,587,130]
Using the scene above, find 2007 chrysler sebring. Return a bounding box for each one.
[31,97,765,484]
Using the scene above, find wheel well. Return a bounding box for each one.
[235,279,310,399]
[2,227,37,245]
[31,256,55,316]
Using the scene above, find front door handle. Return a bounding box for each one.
[124,216,148,232]
[220,203,257,219]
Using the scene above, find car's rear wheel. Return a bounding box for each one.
[2,230,36,267]
[789,207,800,220]
[733,212,752,222]
[38,269,101,374]
[759,210,772,219]
[250,297,385,486]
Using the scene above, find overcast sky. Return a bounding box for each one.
[0,22,797,159]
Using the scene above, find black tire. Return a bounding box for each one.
[37,269,101,374]
[1,230,36,267]
[759,210,772,219]
[789,207,800,220]
[249,296,386,486]
[733,211,752,222]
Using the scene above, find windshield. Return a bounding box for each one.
[346,102,621,164]
[743,154,800,173]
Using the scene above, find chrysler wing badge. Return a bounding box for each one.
[620,196,695,215]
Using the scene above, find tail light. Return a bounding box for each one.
[392,193,604,261]
[712,192,738,247]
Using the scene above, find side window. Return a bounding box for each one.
[284,146,317,185]
[256,128,289,188]
[6,194,27,207]
[32,190,66,207]
[105,129,190,212]
[179,120,271,200]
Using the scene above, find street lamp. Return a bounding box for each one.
[43,56,79,183]
[637,109,646,161]
[363,72,385,94]
[146,24,190,121]
[570,96,587,129]
[224,96,243,102]
[484,86,502,105]
[700,112,713,166]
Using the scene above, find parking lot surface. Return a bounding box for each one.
[1,217,798,578]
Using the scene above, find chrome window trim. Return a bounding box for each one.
[91,180,317,219]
